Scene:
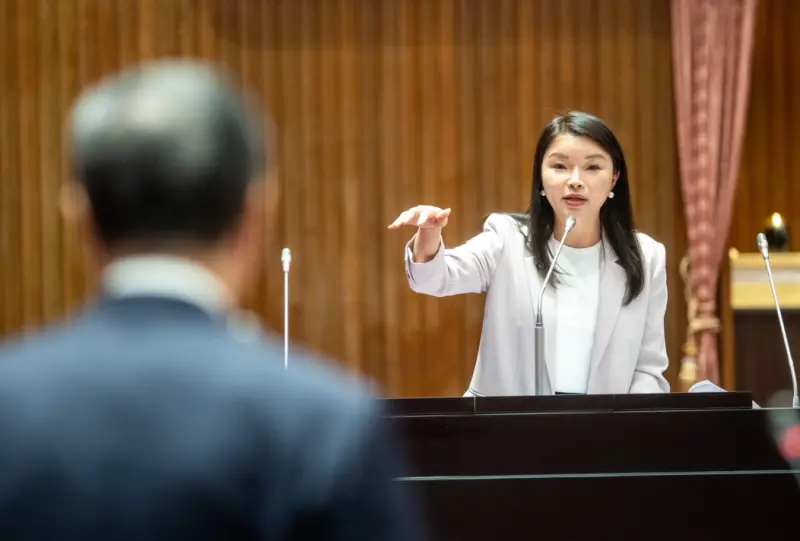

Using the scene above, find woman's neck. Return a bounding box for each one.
[553,219,601,248]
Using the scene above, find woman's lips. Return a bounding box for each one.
[563,196,587,208]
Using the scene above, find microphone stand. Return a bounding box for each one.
[534,216,576,396]
[281,248,292,370]
[757,234,800,408]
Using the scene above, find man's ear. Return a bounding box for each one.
[237,171,280,258]
[263,167,280,231]
[229,175,278,301]
[59,182,89,224]
[60,180,105,269]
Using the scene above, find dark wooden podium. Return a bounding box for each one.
[380,393,800,541]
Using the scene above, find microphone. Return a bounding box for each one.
[281,248,292,370]
[534,215,576,396]
[281,248,292,273]
[757,233,799,408]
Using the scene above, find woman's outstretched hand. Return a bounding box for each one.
[388,205,451,230]
[389,205,451,263]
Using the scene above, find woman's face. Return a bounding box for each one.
[540,134,618,225]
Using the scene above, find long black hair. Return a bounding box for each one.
[511,111,645,305]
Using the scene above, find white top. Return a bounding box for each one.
[549,238,603,394]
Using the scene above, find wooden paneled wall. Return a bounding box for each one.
[732,0,800,251]
[0,0,686,397]
[723,0,800,393]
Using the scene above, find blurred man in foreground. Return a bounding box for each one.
[0,61,422,541]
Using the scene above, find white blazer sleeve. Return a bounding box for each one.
[404,213,508,297]
[630,241,671,393]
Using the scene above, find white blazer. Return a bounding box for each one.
[405,213,670,397]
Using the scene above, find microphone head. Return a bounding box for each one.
[281,248,292,262]
[565,215,577,232]
[757,233,769,258]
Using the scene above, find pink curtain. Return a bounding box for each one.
[671,0,758,384]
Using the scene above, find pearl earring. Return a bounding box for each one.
[608,192,615,199]
[540,190,545,196]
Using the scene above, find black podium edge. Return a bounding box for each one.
[379,391,754,417]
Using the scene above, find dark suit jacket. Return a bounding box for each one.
[0,296,423,541]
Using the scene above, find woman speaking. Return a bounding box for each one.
[389,111,670,397]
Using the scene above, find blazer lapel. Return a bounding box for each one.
[525,256,557,394]
[589,239,626,380]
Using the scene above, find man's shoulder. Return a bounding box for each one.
[0,320,79,366]
[207,338,381,460]
[237,338,377,417]
[0,316,376,423]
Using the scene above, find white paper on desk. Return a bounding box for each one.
[688,380,761,409]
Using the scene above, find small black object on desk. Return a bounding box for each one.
[763,212,791,251]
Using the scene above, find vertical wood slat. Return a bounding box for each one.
[18,0,42,331]
[377,0,401,392]
[37,0,62,326]
[2,1,20,333]
[0,0,14,333]
[2,0,689,396]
